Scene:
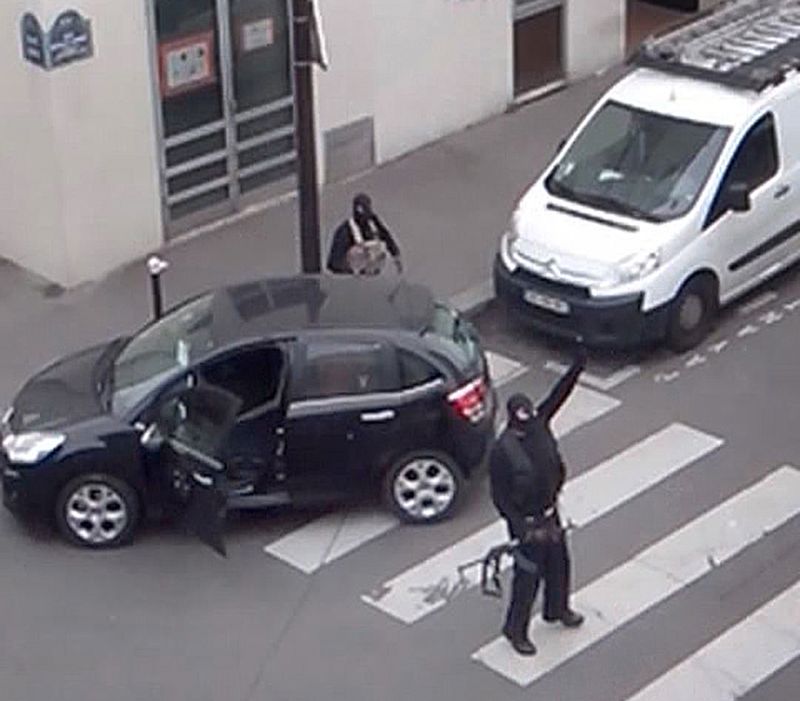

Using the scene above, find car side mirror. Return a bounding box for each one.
[725,182,751,213]
[140,422,164,452]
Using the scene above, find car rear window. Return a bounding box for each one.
[423,304,480,373]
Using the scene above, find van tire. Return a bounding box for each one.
[667,276,717,352]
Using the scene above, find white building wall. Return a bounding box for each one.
[0,0,68,283]
[0,1,162,287]
[564,0,625,80]
[316,0,512,170]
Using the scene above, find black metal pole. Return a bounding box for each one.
[147,256,169,320]
[292,0,322,274]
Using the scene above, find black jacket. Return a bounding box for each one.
[326,215,401,274]
[489,355,585,535]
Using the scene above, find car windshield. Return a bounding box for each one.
[110,294,215,415]
[545,101,730,222]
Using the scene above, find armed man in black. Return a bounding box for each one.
[489,346,587,656]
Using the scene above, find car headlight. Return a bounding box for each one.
[2,432,65,465]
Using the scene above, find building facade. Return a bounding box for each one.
[0,0,722,286]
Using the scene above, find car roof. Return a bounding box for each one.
[203,275,436,345]
[607,68,760,128]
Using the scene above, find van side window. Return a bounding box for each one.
[707,114,779,227]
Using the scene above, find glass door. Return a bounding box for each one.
[150,0,296,234]
[229,0,296,196]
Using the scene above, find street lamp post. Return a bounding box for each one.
[292,0,322,274]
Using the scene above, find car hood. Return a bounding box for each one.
[9,339,124,433]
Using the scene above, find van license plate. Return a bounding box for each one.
[523,290,570,315]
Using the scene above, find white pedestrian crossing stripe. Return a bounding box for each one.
[472,466,800,687]
[264,507,398,574]
[626,580,800,701]
[362,424,720,624]
[264,350,616,575]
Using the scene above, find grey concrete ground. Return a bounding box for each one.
[1,66,798,701]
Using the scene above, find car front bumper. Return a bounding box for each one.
[493,255,668,347]
[1,455,55,519]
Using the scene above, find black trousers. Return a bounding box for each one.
[504,516,571,638]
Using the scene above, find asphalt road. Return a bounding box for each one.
[1,269,799,701]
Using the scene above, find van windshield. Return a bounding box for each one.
[545,101,730,222]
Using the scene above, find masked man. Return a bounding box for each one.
[326,193,403,275]
[489,346,587,655]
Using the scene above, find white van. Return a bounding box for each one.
[495,0,800,350]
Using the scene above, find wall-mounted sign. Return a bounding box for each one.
[158,31,217,98]
[48,10,94,68]
[20,13,46,67]
[240,18,274,53]
[20,9,93,70]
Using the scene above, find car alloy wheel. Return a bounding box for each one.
[384,452,464,524]
[56,473,140,548]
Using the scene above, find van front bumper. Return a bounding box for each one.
[493,255,668,347]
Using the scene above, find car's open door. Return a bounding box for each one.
[151,384,242,556]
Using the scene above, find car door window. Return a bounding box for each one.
[200,347,283,415]
[398,350,441,389]
[298,341,395,400]
[707,114,779,226]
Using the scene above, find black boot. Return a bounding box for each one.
[503,621,537,656]
[544,609,584,628]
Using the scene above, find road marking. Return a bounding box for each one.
[626,580,800,701]
[485,350,528,388]
[654,371,680,384]
[560,424,723,529]
[472,466,800,687]
[707,340,729,354]
[737,324,760,338]
[738,291,778,315]
[264,507,398,574]
[362,424,720,624]
[759,310,784,325]
[785,297,800,312]
[545,360,640,392]
[685,353,707,369]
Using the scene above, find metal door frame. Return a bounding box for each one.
[144,0,297,238]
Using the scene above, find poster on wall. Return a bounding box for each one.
[239,17,274,53]
[20,9,93,70]
[158,31,217,98]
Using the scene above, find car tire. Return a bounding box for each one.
[382,451,465,525]
[55,473,140,549]
[666,276,717,353]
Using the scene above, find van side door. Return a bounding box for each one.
[703,113,786,299]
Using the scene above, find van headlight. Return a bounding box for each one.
[2,432,65,465]
[499,213,521,272]
[607,249,661,287]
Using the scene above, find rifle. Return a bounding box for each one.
[457,539,523,598]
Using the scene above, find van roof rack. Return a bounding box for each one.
[633,0,800,92]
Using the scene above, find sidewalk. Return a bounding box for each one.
[0,67,625,406]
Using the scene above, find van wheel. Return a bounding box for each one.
[667,277,717,352]
[382,451,464,524]
[55,473,140,549]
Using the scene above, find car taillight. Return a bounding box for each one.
[447,377,487,424]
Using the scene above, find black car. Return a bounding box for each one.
[1,276,495,550]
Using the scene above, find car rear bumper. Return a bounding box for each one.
[493,255,669,347]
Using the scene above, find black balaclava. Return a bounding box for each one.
[353,193,373,229]
[507,393,535,433]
